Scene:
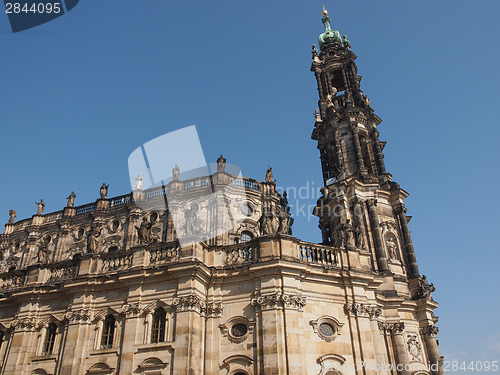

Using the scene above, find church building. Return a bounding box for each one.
[0,8,443,375]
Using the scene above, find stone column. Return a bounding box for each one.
[334,127,346,176]
[59,308,93,375]
[171,295,206,375]
[420,325,444,375]
[252,293,288,375]
[371,129,387,174]
[350,125,368,178]
[379,322,409,375]
[394,204,419,278]
[117,303,144,375]
[366,200,389,273]
[365,138,379,177]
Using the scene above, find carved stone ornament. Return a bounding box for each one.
[64,308,92,323]
[121,302,143,317]
[420,325,439,337]
[407,333,422,361]
[10,316,37,331]
[172,295,206,314]
[378,321,405,334]
[310,316,344,342]
[344,303,381,319]
[219,316,254,344]
[206,301,223,317]
[251,292,306,311]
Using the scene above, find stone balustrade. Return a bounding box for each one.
[298,242,339,267]
[222,241,260,266]
[0,236,374,294]
[148,243,181,265]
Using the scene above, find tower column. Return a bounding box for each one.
[371,129,387,174]
[394,204,419,277]
[366,199,389,272]
[421,325,444,375]
[351,125,367,178]
[390,325,411,375]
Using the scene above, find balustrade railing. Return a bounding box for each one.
[110,195,131,207]
[76,203,96,215]
[0,271,27,290]
[44,212,62,223]
[223,241,259,266]
[148,244,180,265]
[101,252,133,272]
[145,186,167,199]
[298,242,338,267]
[46,262,79,284]
[232,177,261,191]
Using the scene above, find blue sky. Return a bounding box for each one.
[1,0,499,368]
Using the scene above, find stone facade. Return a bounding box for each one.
[0,9,442,375]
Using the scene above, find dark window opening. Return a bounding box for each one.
[151,308,166,343]
[43,323,57,355]
[100,315,115,349]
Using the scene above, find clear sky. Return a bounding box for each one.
[1,0,499,368]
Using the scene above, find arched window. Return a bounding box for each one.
[240,231,253,243]
[42,323,57,355]
[151,308,166,343]
[100,315,115,349]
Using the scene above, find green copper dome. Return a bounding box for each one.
[318,8,343,49]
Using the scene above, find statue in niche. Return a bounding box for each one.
[66,192,76,207]
[332,224,345,248]
[217,155,226,172]
[8,209,16,224]
[265,167,273,183]
[86,226,102,254]
[354,226,363,248]
[37,236,51,264]
[35,199,45,215]
[134,175,143,190]
[184,204,199,237]
[100,184,109,199]
[416,275,435,299]
[343,219,354,247]
[260,208,278,236]
[136,217,153,245]
[386,237,398,260]
[172,165,180,181]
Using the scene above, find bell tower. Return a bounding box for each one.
[311,7,421,280]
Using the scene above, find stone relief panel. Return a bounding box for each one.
[406,332,423,362]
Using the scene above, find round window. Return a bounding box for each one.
[241,203,253,216]
[150,212,158,223]
[318,322,335,337]
[231,323,248,337]
[111,220,120,232]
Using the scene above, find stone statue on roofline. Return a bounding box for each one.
[217,155,226,172]
[8,209,16,225]
[265,167,273,183]
[100,184,109,199]
[172,165,180,181]
[67,192,76,207]
[134,175,143,190]
[35,200,45,215]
